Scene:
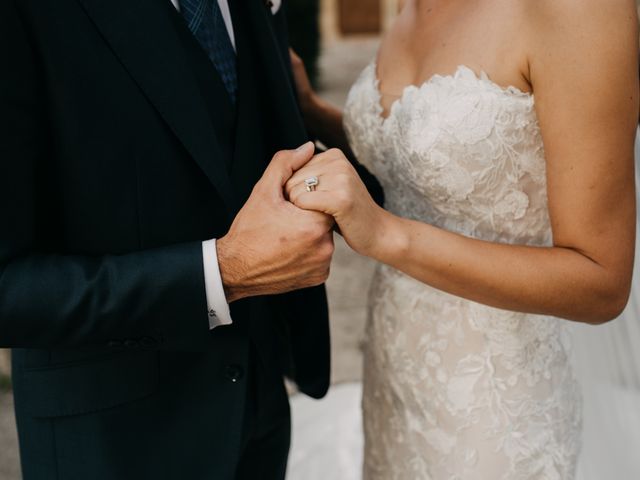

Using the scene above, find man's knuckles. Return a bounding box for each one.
[286,184,300,203]
[305,268,331,287]
[296,221,328,243]
[267,149,299,178]
[271,149,292,165]
[318,237,335,263]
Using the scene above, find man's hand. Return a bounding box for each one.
[216,142,335,303]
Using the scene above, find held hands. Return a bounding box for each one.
[217,143,389,303]
[285,149,392,259]
[217,142,335,303]
[288,51,387,249]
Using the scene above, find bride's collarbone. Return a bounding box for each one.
[375,51,532,103]
[377,0,532,97]
[375,39,532,99]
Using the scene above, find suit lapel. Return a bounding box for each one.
[75,0,238,215]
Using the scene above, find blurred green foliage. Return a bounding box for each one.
[286,0,321,87]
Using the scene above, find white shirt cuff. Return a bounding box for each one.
[202,239,233,329]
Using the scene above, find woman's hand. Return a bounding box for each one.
[285,149,397,258]
[290,49,318,116]
[289,50,356,156]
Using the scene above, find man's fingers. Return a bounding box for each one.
[315,211,336,231]
[289,201,334,229]
[263,141,315,188]
[291,191,336,216]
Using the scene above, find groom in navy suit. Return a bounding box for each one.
[0,0,381,478]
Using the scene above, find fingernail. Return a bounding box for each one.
[295,141,314,152]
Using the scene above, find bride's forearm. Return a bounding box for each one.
[301,94,354,156]
[370,213,630,324]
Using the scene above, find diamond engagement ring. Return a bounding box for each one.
[304,176,319,192]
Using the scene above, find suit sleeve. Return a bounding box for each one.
[0,1,210,351]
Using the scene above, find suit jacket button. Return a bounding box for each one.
[124,339,139,348]
[224,364,244,383]
[107,340,123,348]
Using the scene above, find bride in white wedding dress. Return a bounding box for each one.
[287,138,640,480]
[345,63,582,479]
[286,0,638,478]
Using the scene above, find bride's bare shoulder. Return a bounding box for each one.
[523,0,637,40]
[522,0,637,75]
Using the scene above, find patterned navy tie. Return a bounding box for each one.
[179,0,238,104]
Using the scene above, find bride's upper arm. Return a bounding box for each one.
[527,0,638,298]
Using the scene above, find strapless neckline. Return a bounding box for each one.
[369,62,534,123]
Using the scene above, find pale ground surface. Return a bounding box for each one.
[0,36,380,480]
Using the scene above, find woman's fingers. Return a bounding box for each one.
[291,190,337,215]
[286,162,328,198]
[286,150,344,192]
[285,172,315,200]
[288,174,355,218]
[287,174,327,204]
[285,149,359,215]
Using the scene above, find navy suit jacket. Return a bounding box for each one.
[0,0,387,478]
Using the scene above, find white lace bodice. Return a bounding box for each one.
[344,63,581,479]
[345,63,551,246]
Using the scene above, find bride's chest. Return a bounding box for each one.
[345,63,545,190]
